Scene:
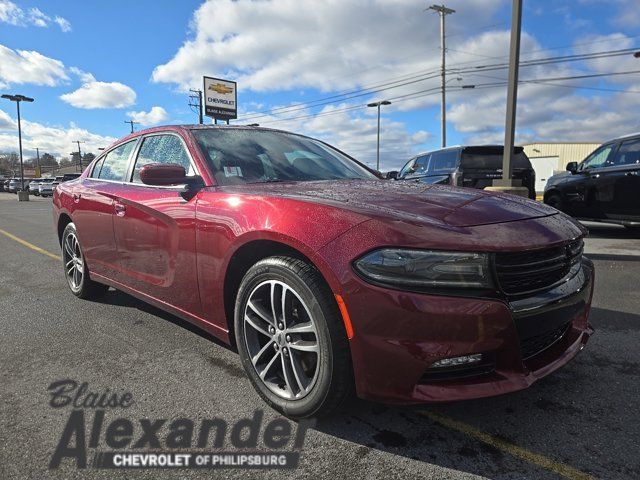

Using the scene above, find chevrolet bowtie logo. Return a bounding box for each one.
[209,83,233,94]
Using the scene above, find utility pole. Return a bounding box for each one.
[124,120,138,133]
[73,141,84,172]
[487,0,528,197]
[428,4,455,148]
[36,147,40,177]
[189,89,203,124]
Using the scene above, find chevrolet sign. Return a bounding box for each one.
[203,76,237,120]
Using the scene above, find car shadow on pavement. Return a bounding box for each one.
[87,287,237,353]
[582,223,640,239]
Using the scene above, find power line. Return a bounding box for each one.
[238,47,640,122]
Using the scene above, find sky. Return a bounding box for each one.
[0,0,639,170]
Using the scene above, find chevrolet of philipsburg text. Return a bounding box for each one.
[52,125,594,418]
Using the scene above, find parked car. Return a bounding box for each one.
[544,133,640,228]
[38,178,56,197]
[51,176,64,193]
[390,145,536,199]
[8,178,30,193]
[53,125,593,418]
[28,179,43,196]
[2,178,9,192]
[61,173,81,182]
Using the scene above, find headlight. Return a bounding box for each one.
[353,249,492,289]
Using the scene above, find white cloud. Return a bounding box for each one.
[60,80,137,109]
[0,108,116,158]
[0,0,71,32]
[127,106,169,126]
[54,16,71,33]
[0,43,68,86]
[152,0,503,92]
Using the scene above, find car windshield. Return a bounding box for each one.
[192,128,376,185]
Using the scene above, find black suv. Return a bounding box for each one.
[391,145,536,199]
[544,134,640,228]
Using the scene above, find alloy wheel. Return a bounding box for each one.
[243,280,320,400]
[62,231,84,292]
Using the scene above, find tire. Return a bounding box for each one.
[545,193,564,211]
[234,256,353,419]
[61,222,109,299]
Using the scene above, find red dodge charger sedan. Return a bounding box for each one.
[53,125,594,418]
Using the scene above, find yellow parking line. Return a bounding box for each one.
[420,411,595,480]
[0,227,61,261]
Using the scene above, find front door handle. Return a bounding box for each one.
[114,202,126,216]
[625,171,638,176]
[590,173,600,179]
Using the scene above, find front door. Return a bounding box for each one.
[112,133,203,316]
[563,143,617,218]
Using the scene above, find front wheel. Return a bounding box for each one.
[61,222,108,299]
[234,256,353,418]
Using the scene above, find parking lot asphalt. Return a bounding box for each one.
[1,194,639,480]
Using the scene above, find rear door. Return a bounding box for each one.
[602,137,640,222]
[112,132,203,316]
[72,139,138,280]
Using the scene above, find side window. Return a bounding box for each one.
[131,134,195,183]
[580,144,615,170]
[92,140,137,181]
[429,150,458,173]
[610,138,640,167]
[412,155,430,174]
[399,158,416,178]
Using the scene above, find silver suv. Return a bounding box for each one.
[39,178,56,197]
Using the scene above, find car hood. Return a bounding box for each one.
[220,180,557,228]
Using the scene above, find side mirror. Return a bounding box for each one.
[386,170,399,180]
[140,163,188,186]
[566,161,578,174]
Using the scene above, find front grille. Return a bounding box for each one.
[520,322,571,360]
[494,238,583,295]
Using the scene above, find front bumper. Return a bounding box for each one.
[343,258,594,404]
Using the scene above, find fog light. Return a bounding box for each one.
[431,354,483,368]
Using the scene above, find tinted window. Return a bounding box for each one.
[413,155,430,174]
[429,150,458,173]
[460,146,531,170]
[192,129,376,185]
[611,138,640,167]
[580,144,615,170]
[131,134,195,183]
[399,158,416,178]
[92,140,137,180]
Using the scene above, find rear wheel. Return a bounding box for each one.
[61,222,108,299]
[234,256,353,418]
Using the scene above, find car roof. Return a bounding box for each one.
[603,132,640,144]
[408,144,523,159]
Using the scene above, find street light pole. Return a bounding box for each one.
[428,4,455,148]
[1,94,34,196]
[367,100,392,171]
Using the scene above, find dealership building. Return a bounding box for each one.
[522,142,600,193]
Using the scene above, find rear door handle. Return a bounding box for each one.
[73,193,81,203]
[625,171,638,176]
[114,202,126,216]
